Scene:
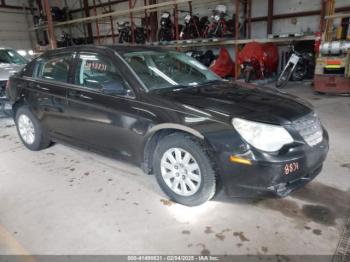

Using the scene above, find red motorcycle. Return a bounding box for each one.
[203,5,228,38]
[238,42,278,82]
[209,48,235,78]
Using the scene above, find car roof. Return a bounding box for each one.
[42,45,168,57]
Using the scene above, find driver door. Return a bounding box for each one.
[66,50,141,160]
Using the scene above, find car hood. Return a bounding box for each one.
[156,81,312,125]
[0,63,23,81]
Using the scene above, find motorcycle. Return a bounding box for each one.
[180,14,201,40]
[186,50,216,67]
[158,12,173,41]
[238,42,278,83]
[118,22,146,44]
[209,48,235,78]
[179,14,200,40]
[198,16,210,37]
[276,43,315,88]
[204,5,228,38]
[57,31,92,47]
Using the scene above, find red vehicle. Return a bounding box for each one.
[238,42,278,82]
[203,5,228,38]
[209,48,235,78]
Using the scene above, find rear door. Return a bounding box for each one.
[25,52,75,139]
[65,49,143,161]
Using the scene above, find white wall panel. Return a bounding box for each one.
[0,7,34,50]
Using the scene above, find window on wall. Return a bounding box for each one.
[75,52,126,91]
[37,53,73,83]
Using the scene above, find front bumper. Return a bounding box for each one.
[218,130,329,198]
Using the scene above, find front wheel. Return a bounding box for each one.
[276,64,293,88]
[15,106,50,151]
[244,69,253,83]
[153,133,216,206]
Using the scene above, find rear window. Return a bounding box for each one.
[36,53,73,83]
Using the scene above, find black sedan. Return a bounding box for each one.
[6,45,329,206]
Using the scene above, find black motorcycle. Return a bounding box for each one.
[180,14,200,40]
[158,12,173,41]
[118,22,146,44]
[34,6,69,26]
[276,43,315,88]
[186,50,216,67]
[57,31,92,47]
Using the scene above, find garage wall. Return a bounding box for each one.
[0,3,34,50]
[251,0,350,38]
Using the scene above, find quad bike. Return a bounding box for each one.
[204,5,228,38]
[158,12,173,41]
[180,14,201,40]
[276,42,315,88]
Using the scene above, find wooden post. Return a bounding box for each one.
[174,4,179,40]
[246,0,251,38]
[267,0,273,35]
[92,0,101,44]
[128,0,136,44]
[42,0,57,49]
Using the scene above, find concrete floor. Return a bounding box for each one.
[0,82,349,256]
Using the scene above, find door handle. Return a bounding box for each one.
[68,90,92,100]
[28,82,49,91]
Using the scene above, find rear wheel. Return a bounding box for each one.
[15,106,50,151]
[153,133,216,206]
[276,65,293,88]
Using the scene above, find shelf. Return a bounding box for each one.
[150,35,317,49]
[30,0,197,31]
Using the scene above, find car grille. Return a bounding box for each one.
[292,112,323,146]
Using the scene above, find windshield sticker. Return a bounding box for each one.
[85,61,107,72]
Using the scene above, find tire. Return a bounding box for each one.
[153,133,216,206]
[15,106,50,151]
[276,64,293,88]
[244,70,252,83]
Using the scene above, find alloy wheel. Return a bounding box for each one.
[18,114,35,145]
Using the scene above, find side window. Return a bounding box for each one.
[75,52,132,96]
[37,53,73,83]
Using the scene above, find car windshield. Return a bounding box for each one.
[0,49,27,65]
[123,51,222,91]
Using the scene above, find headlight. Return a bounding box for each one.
[232,118,294,152]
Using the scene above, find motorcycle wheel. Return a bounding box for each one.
[244,70,252,83]
[276,65,293,88]
[291,62,307,81]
